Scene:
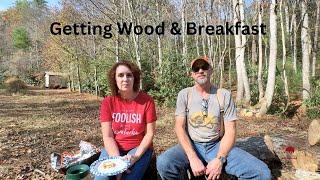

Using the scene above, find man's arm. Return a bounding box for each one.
[217,120,236,157]
[175,116,206,177]
[205,120,236,179]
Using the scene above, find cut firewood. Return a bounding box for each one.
[295,169,320,180]
[265,134,320,172]
[308,119,320,146]
[292,150,320,172]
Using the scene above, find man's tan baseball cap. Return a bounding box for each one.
[190,56,210,68]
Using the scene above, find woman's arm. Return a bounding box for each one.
[101,122,120,156]
[130,121,156,164]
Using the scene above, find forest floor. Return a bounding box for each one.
[0,88,312,179]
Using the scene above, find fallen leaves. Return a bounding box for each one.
[0,89,312,179]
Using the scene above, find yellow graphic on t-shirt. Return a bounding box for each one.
[189,112,218,128]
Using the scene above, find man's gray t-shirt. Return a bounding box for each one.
[175,86,237,142]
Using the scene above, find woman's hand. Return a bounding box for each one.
[121,154,139,174]
[122,154,139,166]
[116,174,122,180]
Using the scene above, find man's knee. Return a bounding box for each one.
[259,166,272,180]
[156,153,170,172]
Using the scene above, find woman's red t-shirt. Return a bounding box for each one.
[99,91,157,151]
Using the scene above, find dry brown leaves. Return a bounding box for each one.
[0,89,311,179]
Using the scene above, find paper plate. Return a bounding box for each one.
[90,157,130,177]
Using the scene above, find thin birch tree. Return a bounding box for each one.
[312,1,320,77]
[301,0,311,100]
[259,0,277,115]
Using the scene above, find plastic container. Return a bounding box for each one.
[66,164,91,180]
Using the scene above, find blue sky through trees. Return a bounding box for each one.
[0,0,60,11]
[1,0,254,11]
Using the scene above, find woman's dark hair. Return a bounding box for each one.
[108,60,141,96]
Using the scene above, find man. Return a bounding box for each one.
[157,57,271,180]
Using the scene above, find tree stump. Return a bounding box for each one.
[308,119,320,146]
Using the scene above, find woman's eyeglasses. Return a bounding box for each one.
[192,63,210,72]
[201,99,208,118]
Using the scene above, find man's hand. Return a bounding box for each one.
[205,158,223,180]
[189,156,206,177]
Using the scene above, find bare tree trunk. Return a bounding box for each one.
[156,0,163,74]
[126,0,142,88]
[70,64,75,92]
[301,0,311,100]
[114,0,120,62]
[280,0,290,110]
[181,0,187,64]
[228,35,232,90]
[292,2,297,73]
[259,0,277,115]
[94,66,98,96]
[174,36,178,55]
[201,35,206,56]
[233,0,244,103]
[206,2,214,66]
[196,35,200,56]
[213,36,218,70]
[258,1,264,101]
[76,55,82,94]
[312,2,320,77]
[195,0,200,57]
[93,39,98,96]
[233,0,250,104]
[284,1,290,35]
[240,0,251,104]
[265,41,268,70]
[219,34,227,88]
[251,35,257,65]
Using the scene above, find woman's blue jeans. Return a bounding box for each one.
[156,141,272,180]
[94,148,153,180]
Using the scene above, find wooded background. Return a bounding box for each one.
[0,0,319,117]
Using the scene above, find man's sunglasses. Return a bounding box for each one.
[192,63,210,72]
[201,98,208,118]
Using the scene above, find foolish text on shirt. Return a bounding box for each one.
[112,113,142,124]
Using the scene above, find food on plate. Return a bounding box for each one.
[101,161,116,170]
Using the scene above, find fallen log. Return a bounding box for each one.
[235,136,281,167]
[308,119,320,146]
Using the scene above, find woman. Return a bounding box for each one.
[95,61,157,180]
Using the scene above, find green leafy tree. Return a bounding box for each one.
[15,0,30,9]
[32,0,47,8]
[12,27,30,50]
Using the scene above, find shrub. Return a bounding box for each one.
[4,77,27,93]
[148,54,193,107]
[304,76,320,119]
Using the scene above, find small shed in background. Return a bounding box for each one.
[44,72,68,89]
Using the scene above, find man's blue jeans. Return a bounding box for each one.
[157,141,272,180]
[94,148,153,180]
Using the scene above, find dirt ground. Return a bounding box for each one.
[0,89,312,179]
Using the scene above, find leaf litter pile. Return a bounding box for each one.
[0,89,311,179]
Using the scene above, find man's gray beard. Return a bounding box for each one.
[196,77,207,85]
